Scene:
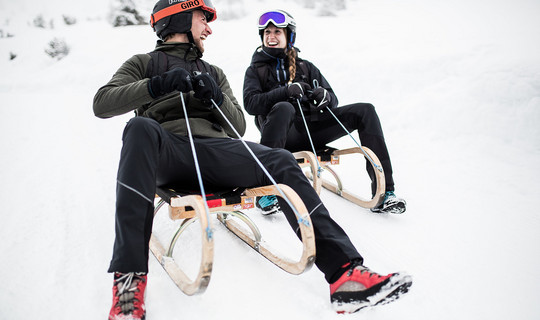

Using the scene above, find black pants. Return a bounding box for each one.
[259,102,395,195]
[108,117,362,283]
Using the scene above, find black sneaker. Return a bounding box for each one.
[255,195,280,215]
[371,191,406,214]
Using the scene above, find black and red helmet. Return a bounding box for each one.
[150,0,217,39]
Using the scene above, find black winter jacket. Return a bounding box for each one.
[94,41,245,139]
[243,46,338,122]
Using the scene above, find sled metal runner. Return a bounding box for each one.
[149,183,316,296]
[294,146,386,209]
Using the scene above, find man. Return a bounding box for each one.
[94,1,412,319]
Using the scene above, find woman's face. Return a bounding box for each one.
[263,24,287,49]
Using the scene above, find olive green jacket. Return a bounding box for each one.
[93,42,246,138]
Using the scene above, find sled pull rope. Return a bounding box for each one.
[310,79,380,171]
[179,93,214,240]
[325,107,383,172]
[296,98,323,178]
[210,99,310,227]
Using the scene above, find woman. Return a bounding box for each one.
[243,10,406,214]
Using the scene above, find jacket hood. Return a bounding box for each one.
[250,46,290,65]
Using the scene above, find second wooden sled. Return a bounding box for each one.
[149,183,316,296]
[294,146,386,209]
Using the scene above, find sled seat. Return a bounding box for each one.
[293,146,386,209]
[150,184,316,296]
[295,146,341,166]
[155,186,254,220]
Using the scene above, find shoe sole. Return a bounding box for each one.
[258,206,280,215]
[332,273,413,314]
[371,202,406,214]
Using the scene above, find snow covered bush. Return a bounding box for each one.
[213,0,245,20]
[33,14,55,29]
[1,18,15,38]
[301,0,316,9]
[33,15,47,28]
[63,15,77,26]
[301,0,347,15]
[317,0,346,16]
[45,38,70,60]
[330,0,347,10]
[109,0,146,27]
[0,29,15,38]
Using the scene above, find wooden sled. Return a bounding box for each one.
[149,184,316,296]
[294,146,386,209]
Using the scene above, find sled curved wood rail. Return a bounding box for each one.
[149,183,316,296]
[294,146,386,209]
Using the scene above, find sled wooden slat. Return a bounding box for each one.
[221,184,316,275]
[292,150,322,194]
[150,183,316,296]
[169,195,256,220]
[149,195,213,296]
[294,146,385,209]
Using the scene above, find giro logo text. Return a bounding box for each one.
[169,0,201,8]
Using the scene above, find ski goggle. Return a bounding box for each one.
[150,0,217,28]
[258,11,295,30]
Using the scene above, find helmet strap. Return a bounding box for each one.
[187,31,195,44]
[288,32,296,49]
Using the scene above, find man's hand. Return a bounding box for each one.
[192,73,223,107]
[148,68,192,98]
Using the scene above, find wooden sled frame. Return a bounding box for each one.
[294,147,386,209]
[149,184,316,296]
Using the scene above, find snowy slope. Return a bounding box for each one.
[1,0,540,319]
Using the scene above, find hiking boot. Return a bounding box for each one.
[371,191,406,214]
[330,261,412,314]
[255,195,280,215]
[109,272,147,320]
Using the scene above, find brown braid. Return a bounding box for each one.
[287,48,297,84]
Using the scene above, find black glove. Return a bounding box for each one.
[148,67,192,98]
[310,87,332,111]
[192,73,223,107]
[287,82,311,99]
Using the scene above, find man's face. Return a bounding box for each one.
[263,24,287,49]
[191,10,212,53]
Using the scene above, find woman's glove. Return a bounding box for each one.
[287,82,311,99]
[310,87,332,111]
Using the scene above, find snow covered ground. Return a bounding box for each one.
[1,0,539,319]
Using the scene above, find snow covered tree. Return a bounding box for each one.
[0,29,14,38]
[33,15,47,28]
[301,0,347,15]
[317,0,346,16]
[109,0,146,27]
[32,14,55,29]
[213,0,245,20]
[45,38,70,60]
[63,15,77,26]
